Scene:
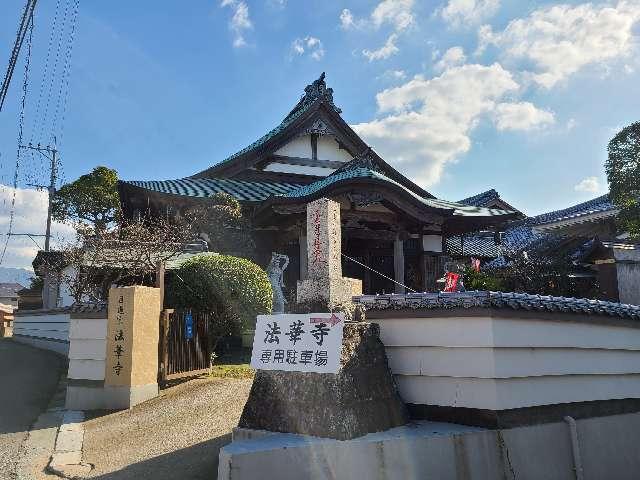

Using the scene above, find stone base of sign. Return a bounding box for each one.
[296,276,362,306]
[66,381,158,410]
[239,322,408,440]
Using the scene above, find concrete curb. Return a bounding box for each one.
[47,411,92,478]
[15,362,68,479]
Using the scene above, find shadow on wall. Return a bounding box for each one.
[88,435,231,480]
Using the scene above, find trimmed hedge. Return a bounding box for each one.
[167,253,272,332]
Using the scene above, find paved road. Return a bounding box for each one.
[0,339,62,480]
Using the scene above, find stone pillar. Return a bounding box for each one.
[104,286,161,409]
[299,232,308,281]
[394,236,405,294]
[296,198,362,307]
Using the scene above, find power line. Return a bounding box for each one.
[0,0,38,113]
[0,18,34,266]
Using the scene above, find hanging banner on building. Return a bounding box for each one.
[250,313,344,374]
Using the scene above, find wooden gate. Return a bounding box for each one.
[159,309,211,383]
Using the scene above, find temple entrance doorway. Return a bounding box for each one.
[342,238,395,295]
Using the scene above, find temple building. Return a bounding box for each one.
[117,73,519,296]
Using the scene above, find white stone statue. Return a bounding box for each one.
[267,252,289,314]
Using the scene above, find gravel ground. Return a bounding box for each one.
[82,377,253,480]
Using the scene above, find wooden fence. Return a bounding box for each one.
[159,309,211,383]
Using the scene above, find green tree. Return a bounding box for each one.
[186,193,254,257]
[52,166,121,233]
[606,122,640,237]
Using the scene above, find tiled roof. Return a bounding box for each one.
[533,194,615,225]
[458,189,500,207]
[285,165,515,218]
[123,178,300,201]
[445,234,501,258]
[71,302,108,314]
[354,291,640,320]
[201,73,341,174]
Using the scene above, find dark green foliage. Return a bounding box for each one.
[166,253,272,335]
[29,276,43,291]
[606,122,640,237]
[52,166,121,233]
[489,253,599,298]
[463,267,505,291]
[186,193,254,258]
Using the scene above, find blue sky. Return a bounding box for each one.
[0,0,639,268]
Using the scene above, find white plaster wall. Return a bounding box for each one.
[58,266,76,307]
[374,314,640,410]
[12,312,70,355]
[274,135,312,158]
[13,312,70,341]
[68,316,107,381]
[264,163,335,176]
[316,136,352,162]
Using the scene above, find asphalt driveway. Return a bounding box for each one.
[0,339,63,479]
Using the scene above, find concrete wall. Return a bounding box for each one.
[371,312,640,410]
[12,310,70,356]
[219,412,640,480]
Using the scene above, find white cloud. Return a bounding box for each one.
[220,0,252,48]
[434,46,467,72]
[0,186,74,269]
[363,34,399,61]
[574,176,602,193]
[340,0,415,60]
[493,102,555,131]
[291,36,325,61]
[371,0,415,31]
[379,69,407,81]
[352,63,525,186]
[340,9,356,30]
[441,0,500,28]
[478,1,640,88]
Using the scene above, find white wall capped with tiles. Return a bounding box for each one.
[12,311,70,355]
[374,314,640,411]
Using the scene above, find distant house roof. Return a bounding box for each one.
[533,194,616,231]
[0,283,24,297]
[450,193,618,263]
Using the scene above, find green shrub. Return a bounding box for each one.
[463,267,505,291]
[166,253,272,333]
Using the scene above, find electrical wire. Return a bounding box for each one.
[0,19,34,266]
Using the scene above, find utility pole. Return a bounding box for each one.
[19,139,58,251]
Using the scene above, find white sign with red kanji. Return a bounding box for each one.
[250,313,344,374]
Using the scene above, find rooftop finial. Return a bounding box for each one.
[284,73,342,121]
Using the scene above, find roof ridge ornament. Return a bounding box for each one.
[284,72,342,121]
